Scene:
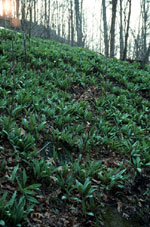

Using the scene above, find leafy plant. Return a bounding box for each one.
[16,169,41,204]
[73,178,97,216]
[0,191,33,227]
[98,167,128,190]
[30,158,54,180]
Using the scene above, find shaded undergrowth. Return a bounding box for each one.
[0,29,150,226]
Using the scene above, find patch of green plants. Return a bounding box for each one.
[0,28,150,226]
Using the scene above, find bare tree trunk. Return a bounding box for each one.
[21,0,26,31]
[122,0,132,60]
[110,0,118,58]
[2,0,6,17]
[70,0,74,46]
[29,2,32,38]
[143,0,147,54]
[45,0,47,25]
[16,0,20,18]
[68,10,71,43]
[102,0,109,57]
[119,0,124,59]
[47,0,51,38]
[33,0,37,23]
[74,0,84,47]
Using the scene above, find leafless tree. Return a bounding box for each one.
[122,0,131,60]
[119,0,124,59]
[110,0,118,58]
[102,0,109,57]
[74,0,84,47]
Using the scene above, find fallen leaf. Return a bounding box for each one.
[30,212,44,223]
[20,128,26,136]
[117,201,122,213]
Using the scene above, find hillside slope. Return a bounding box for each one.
[0,29,150,226]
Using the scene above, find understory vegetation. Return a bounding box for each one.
[0,29,150,226]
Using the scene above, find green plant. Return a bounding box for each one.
[31,158,54,180]
[98,167,128,190]
[8,130,35,154]
[0,159,7,176]
[9,167,41,204]
[0,191,33,227]
[130,155,143,174]
[16,169,41,204]
[72,178,97,216]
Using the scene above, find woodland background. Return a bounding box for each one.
[0,0,150,66]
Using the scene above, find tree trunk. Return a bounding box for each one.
[122,0,132,60]
[47,0,51,38]
[29,2,32,38]
[70,0,74,46]
[45,0,47,25]
[110,0,118,58]
[102,0,109,57]
[21,0,26,31]
[119,0,124,59]
[143,0,147,54]
[16,0,20,18]
[2,0,6,17]
[74,0,84,47]
[33,0,36,23]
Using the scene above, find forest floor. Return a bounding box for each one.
[0,28,150,227]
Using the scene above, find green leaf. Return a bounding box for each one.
[137,168,142,173]
[23,169,27,186]
[86,212,94,216]
[12,106,22,117]
[37,121,46,131]
[11,165,19,183]
[24,184,41,191]
[71,197,82,203]
[26,195,39,204]
[7,191,17,208]
[0,220,5,226]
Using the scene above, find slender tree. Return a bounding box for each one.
[102,0,109,57]
[16,0,20,18]
[110,0,118,58]
[122,0,132,60]
[74,0,84,47]
[70,0,74,46]
[2,0,6,17]
[119,0,124,59]
[143,0,147,53]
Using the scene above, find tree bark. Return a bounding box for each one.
[110,0,118,58]
[122,0,132,60]
[16,0,20,18]
[102,0,109,57]
[119,0,124,59]
[143,0,147,54]
[2,0,6,17]
[74,0,84,47]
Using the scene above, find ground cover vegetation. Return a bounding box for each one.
[0,29,150,226]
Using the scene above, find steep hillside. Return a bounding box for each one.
[0,28,150,226]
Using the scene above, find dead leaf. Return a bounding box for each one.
[30,212,44,223]
[20,128,25,136]
[117,201,122,213]
[50,176,57,182]
[122,212,129,219]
